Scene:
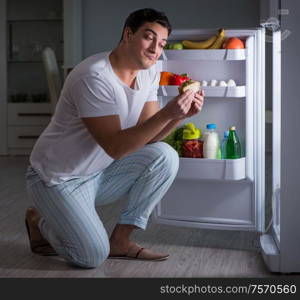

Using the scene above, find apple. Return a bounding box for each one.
[171,42,183,50]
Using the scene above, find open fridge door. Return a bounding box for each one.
[260,29,281,272]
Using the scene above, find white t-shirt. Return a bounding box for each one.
[30,52,160,186]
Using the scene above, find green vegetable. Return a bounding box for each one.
[163,127,184,156]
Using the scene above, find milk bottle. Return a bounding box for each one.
[203,123,220,159]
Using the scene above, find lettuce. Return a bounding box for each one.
[163,127,184,156]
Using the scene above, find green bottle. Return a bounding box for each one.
[226,126,241,159]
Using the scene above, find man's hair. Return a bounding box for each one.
[120,8,172,42]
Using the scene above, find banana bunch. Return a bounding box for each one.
[182,29,225,49]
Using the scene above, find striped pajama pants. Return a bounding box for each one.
[26,142,179,268]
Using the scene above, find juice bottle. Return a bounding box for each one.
[226,126,241,159]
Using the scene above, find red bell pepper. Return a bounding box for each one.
[170,73,190,86]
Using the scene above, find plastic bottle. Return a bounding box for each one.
[226,126,242,159]
[182,123,203,158]
[221,130,229,159]
[203,123,220,159]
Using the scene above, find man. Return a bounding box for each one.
[25,8,204,268]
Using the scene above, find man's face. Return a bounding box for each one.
[125,22,168,69]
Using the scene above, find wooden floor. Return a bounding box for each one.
[0,155,282,278]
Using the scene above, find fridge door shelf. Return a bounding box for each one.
[160,49,246,61]
[159,85,246,98]
[177,157,246,181]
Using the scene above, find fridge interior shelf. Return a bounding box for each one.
[177,157,246,181]
[160,49,246,61]
[159,85,246,98]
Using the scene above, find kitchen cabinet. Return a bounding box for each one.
[0,0,82,155]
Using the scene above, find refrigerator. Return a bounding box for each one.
[152,23,300,273]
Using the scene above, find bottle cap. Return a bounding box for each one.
[183,123,201,139]
[229,126,236,131]
[206,123,216,129]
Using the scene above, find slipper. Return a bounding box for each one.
[108,246,169,261]
[25,214,57,256]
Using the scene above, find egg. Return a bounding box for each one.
[201,80,208,87]
[210,79,217,87]
[227,79,236,87]
[219,80,227,87]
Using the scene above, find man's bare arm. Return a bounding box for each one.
[137,101,183,143]
[82,90,195,159]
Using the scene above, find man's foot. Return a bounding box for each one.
[25,207,57,256]
[26,207,43,241]
[108,241,169,261]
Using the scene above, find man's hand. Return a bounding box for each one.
[163,89,204,120]
[185,89,205,118]
[163,89,195,119]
